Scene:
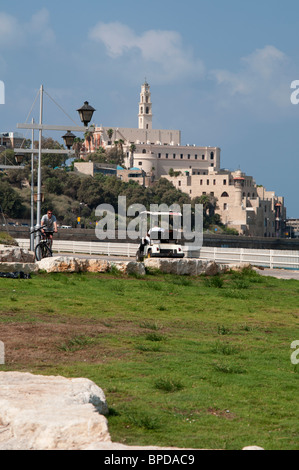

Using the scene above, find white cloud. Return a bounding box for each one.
[0,12,24,47]
[89,21,205,83]
[0,9,55,49]
[25,8,56,46]
[210,45,292,115]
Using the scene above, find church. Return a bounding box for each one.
[78,81,286,237]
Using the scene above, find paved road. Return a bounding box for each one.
[256,268,299,280]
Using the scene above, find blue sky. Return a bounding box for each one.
[1,0,299,216]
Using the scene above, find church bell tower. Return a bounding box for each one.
[138,81,152,130]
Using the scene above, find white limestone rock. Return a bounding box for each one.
[0,371,109,450]
[0,244,35,263]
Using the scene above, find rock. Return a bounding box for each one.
[0,244,35,263]
[228,263,253,272]
[242,446,264,450]
[0,262,38,274]
[0,371,109,450]
[144,258,225,276]
[205,261,221,276]
[37,256,83,273]
[86,259,110,273]
[37,256,146,276]
[111,261,146,276]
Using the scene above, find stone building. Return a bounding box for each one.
[80,82,286,237]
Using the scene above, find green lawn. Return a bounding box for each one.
[0,267,298,449]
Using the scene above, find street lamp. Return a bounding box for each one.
[16,85,96,249]
[62,131,76,150]
[15,153,24,165]
[77,101,96,127]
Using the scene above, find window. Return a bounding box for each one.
[142,149,146,153]
[180,154,183,159]
[213,179,216,185]
[195,155,197,159]
[138,162,142,166]
[202,155,205,160]
[207,180,209,185]
[221,192,229,197]
[188,154,190,159]
[224,203,227,210]
[178,181,181,187]
[173,154,176,159]
[223,179,227,185]
[158,153,161,158]
[210,152,214,160]
[165,153,168,158]
[200,179,203,185]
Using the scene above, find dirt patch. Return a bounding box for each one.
[0,317,143,366]
[206,408,236,420]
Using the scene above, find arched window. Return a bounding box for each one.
[210,152,214,160]
[221,191,229,197]
[146,107,149,114]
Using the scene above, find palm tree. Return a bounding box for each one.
[129,144,136,168]
[107,128,114,144]
[84,130,94,152]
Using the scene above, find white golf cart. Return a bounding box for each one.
[136,211,185,262]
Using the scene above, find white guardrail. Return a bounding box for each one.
[15,239,299,270]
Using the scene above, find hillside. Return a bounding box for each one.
[0,165,235,233]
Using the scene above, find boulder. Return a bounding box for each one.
[111,261,146,276]
[86,259,110,273]
[0,262,38,274]
[0,371,109,450]
[0,244,35,263]
[37,256,83,273]
[37,256,146,276]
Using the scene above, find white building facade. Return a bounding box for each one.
[80,82,286,237]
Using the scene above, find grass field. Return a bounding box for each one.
[0,266,298,450]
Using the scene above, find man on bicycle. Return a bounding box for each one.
[41,209,57,246]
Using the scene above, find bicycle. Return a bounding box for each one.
[31,227,53,261]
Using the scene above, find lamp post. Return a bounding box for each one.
[62,131,76,150]
[77,102,96,127]
[16,85,96,247]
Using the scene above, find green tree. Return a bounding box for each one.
[34,137,67,169]
[0,180,25,218]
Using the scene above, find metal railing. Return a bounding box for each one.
[16,239,299,270]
